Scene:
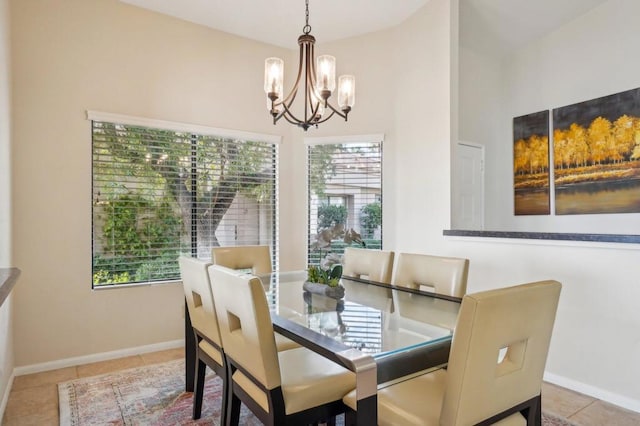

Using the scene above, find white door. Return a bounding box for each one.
[453,142,484,230]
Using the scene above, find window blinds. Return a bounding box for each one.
[92,120,278,287]
[307,140,383,264]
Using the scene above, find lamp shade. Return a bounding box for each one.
[264,57,284,95]
[338,75,355,109]
[316,55,336,91]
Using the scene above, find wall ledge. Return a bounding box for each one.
[0,268,21,307]
[443,230,640,245]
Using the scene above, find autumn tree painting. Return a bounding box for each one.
[513,110,550,215]
[553,88,640,214]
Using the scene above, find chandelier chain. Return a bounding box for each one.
[303,0,311,34]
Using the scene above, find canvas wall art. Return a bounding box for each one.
[553,87,640,215]
[513,110,550,215]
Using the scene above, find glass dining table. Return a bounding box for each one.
[184,271,462,425]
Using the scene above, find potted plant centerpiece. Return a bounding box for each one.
[305,253,345,299]
[304,224,365,299]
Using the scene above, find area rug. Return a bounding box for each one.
[58,359,577,425]
[58,359,259,426]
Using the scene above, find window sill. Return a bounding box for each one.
[92,279,181,291]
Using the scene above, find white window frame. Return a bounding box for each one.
[89,111,281,289]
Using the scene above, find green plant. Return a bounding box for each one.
[100,193,182,256]
[307,251,343,287]
[317,204,347,230]
[307,264,343,287]
[360,202,382,238]
[135,253,181,282]
[95,192,183,284]
[92,255,137,285]
[93,269,131,285]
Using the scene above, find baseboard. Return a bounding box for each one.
[544,371,640,414]
[0,371,15,421]
[13,339,183,377]
[9,343,640,416]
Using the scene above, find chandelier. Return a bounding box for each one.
[264,0,355,131]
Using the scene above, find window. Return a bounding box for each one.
[326,196,345,206]
[306,135,383,264]
[90,112,279,287]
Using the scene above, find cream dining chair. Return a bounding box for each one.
[342,247,395,284]
[211,245,272,275]
[210,245,299,351]
[208,265,356,426]
[392,252,470,298]
[343,280,562,426]
[178,256,227,422]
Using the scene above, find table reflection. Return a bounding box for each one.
[259,271,459,357]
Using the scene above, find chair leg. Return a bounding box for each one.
[185,301,196,392]
[522,394,542,426]
[220,366,229,426]
[345,409,357,426]
[192,357,207,419]
[533,394,542,426]
[226,392,242,426]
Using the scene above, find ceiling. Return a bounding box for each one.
[119,0,429,48]
[460,0,609,57]
[120,0,609,53]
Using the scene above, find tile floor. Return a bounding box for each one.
[2,349,640,425]
[541,382,640,426]
[2,348,183,425]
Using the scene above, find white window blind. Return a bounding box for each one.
[339,302,383,353]
[307,138,383,264]
[92,118,278,287]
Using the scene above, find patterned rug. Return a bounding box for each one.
[58,359,577,425]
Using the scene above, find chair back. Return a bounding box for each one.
[441,280,561,425]
[208,265,281,390]
[211,245,272,275]
[342,247,394,284]
[392,253,469,297]
[178,256,222,348]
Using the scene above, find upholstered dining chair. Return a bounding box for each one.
[211,245,272,275]
[392,252,470,298]
[211,244,299,351]
[178,256,228,422]
[208,264,356,426]
[343,280,562,426]
[342,247,395,284]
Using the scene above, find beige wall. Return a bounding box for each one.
[9,0,291,366]
[0,0,8,265]
[392,0,454,253]
[0,0,14,412]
